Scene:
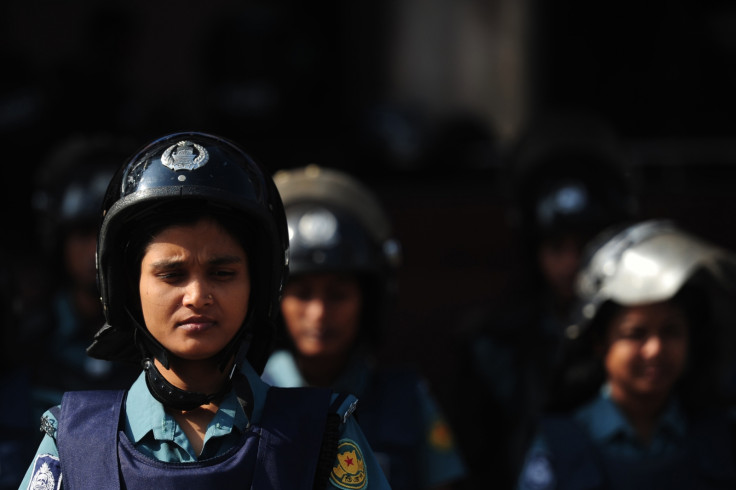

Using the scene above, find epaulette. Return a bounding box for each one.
[331,393,359,424]
[40,406,61,440]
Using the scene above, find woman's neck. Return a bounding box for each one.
[295,351,350,388]
[154,357,231,395]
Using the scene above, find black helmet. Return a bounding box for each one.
[88,132,288,377]
[273,165,401,345]
[32,134,135,264]
[509,112,637,242]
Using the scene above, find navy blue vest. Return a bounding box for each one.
[540,409,736,490]
[55,386,334,489]
[356,368,423,490]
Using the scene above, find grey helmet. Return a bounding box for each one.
[274,165,401,279]
[273,165,402,347]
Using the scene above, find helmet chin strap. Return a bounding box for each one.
[143,358,233,411]
[127,308,253,411]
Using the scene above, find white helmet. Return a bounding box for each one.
[570,219,736,339]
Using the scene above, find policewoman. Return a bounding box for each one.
[261,165,468,490]
[517,219,736,490]
[20,133,390,489]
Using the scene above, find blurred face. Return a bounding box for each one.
[64,227,98,287]
[138,218,250,361]
[603,301,689,404]
[537,233,584,304]
[281,273,362,359]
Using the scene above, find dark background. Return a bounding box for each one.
[2,0,736,410]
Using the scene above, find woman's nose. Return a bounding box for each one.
[304,297,326,321]
[641,335,662,358]
[183,279,213,308]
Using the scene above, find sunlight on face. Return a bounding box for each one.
[138,218,250,361]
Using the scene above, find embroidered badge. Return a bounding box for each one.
[28,454,62,490]
[428,417,455,451]
[161,140,209,171]
[330,439,367,490]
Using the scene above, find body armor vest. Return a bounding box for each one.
[55,387,336,489]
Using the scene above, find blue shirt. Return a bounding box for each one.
[263,349,468,488]
[517,384,689,490]
[20,361,391,489]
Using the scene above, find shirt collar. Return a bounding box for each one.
[584,383,687,444]
[261,349,373,397]
[125,372,171,444]
[240,360,269,425]
[261,350,305,388]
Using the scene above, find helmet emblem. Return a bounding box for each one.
[298,208,339,246]
[161,140,209,171]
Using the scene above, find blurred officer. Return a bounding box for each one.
[261,165,469,490]
[20,132,390,489]
[451,113,637,489]
[517,219,736,490]
[29,134,140,414]
[0,253,37,490]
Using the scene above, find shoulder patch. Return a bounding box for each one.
[329,438,368,489]
[521,453,556,490]
[27,454,62,490]
[428,417,455,451]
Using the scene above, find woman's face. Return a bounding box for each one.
[138,217,250,361]
[603,301,689,404]
[280,273,362,359]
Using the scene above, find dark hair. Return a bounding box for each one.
[670,280,731,412]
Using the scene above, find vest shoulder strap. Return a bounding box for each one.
[57,390,126,490]
[254,386,338,490]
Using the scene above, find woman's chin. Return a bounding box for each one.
[168,348,223,364]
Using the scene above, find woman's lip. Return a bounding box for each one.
[177,320,216,332]
[641,365,669,378]
[303,331,336,341]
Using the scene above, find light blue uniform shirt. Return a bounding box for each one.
[517,384,688,490]
[20,361,391,489]
[263,349,468,488]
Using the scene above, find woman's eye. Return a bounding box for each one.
[662,323,687,338]
[326,291,350,303]
[623,328,647,341]
[158,271,184,281]
[289,289,312,300]
[212,269,235,278]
